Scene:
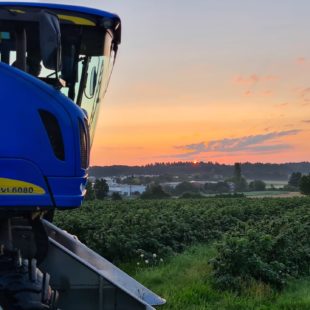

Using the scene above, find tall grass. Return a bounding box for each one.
[132,245,310,310]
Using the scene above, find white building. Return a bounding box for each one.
[109,184,146,196]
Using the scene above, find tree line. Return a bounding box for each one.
[90,161,310,181]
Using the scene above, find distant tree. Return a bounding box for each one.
[228,163,248,192]
[204,182,216,193]
[140,184,170,199]
[162,184,174,195]
[288,172,302,188]
[174,181,199,196]
[132,191,141,196]
[235,163,247,191]
[249,180,266,191]
[85,182,95,200]
[204,181,230,193]
[214,181,230,193]
[94,179,109,200]
[180,192,204,199]
[111,192,122,200]
[299,174,310,195]
[234,177,248,192]
[234,163,242,180]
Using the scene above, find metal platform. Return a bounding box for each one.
[41,220,166,310]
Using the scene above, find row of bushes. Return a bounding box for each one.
[54,197,310,290]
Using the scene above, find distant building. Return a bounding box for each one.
[109,184,146,196]
[95,177,146,197]
[227,182,235,193]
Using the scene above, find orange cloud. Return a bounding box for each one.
[274,102,288,108]
[297,87,310,105]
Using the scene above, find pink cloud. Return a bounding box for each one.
[233,74,278,86]
[244,90,253,96]
[296,57,307,65]
[234,74,259,85]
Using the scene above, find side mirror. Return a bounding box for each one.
[39,11,62,71]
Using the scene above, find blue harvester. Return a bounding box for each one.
[0,3,165,309]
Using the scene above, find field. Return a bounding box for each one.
[244,191,302,198]
[54,197,310,309]
[134,245,310,309]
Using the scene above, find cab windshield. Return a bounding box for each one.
[0,6,118,144]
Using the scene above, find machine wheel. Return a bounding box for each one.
[0,250,59,310]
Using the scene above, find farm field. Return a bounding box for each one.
[244,191,302,198]
[54,197,310,309]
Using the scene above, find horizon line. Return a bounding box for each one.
[90,160,310,168]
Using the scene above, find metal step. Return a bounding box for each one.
[41,219,166,310]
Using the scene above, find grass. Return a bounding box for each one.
[129,244,310,310]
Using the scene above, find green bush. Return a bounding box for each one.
[210,208,310,290]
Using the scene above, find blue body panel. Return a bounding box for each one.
[0,159,52,207]
[0,62,86,209]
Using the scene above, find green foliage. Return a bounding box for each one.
[288,172,302,188]
[174,181,200,196]
[54,197,310,295]
[210,208,310,290]
[55,197,310,273]
[111,192,122,200]
[300,174,310,195]
[214,193,245,198]
[180,192,204,199]
[234,177,248,192]
[229,163,249,192]
[140,184,170,199]
[94,179,109,200]
[204,181,230,194]
[249,180,266,191]
[85,182,95,201]
[134,244,310,310]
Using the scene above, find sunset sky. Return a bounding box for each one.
[10,1,310,165]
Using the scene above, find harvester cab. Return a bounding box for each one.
[0,3,164,309]
[0,3,120,210]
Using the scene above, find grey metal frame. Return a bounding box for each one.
[41,220,166,310]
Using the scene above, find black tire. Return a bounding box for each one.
[0,250,59,310]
